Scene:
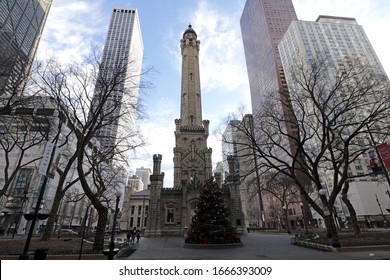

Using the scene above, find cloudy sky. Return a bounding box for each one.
[37,0,390,187]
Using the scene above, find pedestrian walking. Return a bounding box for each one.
[131,227,136,245]
[136,229,141,244]
[126,231,131,243]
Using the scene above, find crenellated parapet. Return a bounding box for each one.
[175,118,182,126]
[161,188,182,194]
[179,125,205,132]
[152,154,162,174]
[203,119,210,136]
[150,172,165,182]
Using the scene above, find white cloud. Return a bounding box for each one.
[132,95,177,186]
[37,0,106,62]
[191,1,249,95]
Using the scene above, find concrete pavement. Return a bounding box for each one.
[120,232,390,260]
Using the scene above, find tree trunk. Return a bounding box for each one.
[93,207,108,251]
[323,212,338,239]
[341,182,360,234]
[41,188,65,241]
[323,214,333,238]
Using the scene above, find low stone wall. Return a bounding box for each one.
[184,242,243,249]
[0,253,107,260]
[294,239,390,252]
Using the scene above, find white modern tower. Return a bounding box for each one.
[95,7,144,166]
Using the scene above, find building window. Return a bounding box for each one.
[138,205,142,215]
[288,208,295,216]
[15,107,34,115]
[12,168,34,189]
[131,206,135,215]
[137,217,141,227]
[36,108,55,116]
[166,208,175,224]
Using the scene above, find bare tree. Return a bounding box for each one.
[0,96,57,201]
[263,172,302,232]
[31,52,152,250]
[223,57,390,241]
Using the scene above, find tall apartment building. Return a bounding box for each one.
[278,16,389,180]
[278,16,390,227]
[0,0,52,95]
[94,7,144,165]
[135,167,151,189]
[278,16,388,82]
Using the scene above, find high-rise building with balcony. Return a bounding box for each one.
[278,16,390,228]
[278,16,388,83]
[0,0,52,95]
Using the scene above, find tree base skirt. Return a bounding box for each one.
[184,242,243,249]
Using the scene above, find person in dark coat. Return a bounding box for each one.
[136,229,141,244]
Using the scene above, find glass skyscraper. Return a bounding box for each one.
[240,0,302,229]
[0,0,52,95]
[240,0,297,114]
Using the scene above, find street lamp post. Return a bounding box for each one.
[79,204,92,260]
[319,189,340,247]
[386,190,390,214]
[19,122,62,259]
[12,190,28,239]
[299,202,309,235]
[105,190,122,260]
[69,202,76,229]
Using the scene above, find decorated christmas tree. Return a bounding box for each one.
[185,178,241,244]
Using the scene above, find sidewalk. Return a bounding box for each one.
[121,232,390,260]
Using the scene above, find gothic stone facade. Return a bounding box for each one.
[145,26,245,236]
[146,154,246,236]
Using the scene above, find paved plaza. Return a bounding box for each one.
[121,232,390,260]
